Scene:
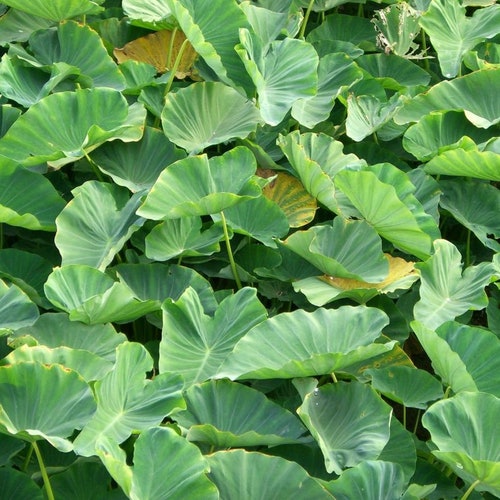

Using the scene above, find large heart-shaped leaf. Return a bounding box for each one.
[73,342,185,457]
[439,180,500,252]
[0,8,54,44]
[166,0,254,93]
[0,468,43,500]
[122,0,175,30]
[96,427,218,500]
[44,265,159,324]
[413,239,494,330]
[0,88,146,168]
[278,131,366,213]
[207,450,331,499]
[423,391,500,497]
[160,286,267,386]
[297,381,392,474]
[28,20,125,90]
[237,29,318,125]
[294,254,418,306]
[0,279,39,332]
[217,305,390,380]
[11,312,126,361]
[55,182,145,270]
[0,0,103,21]
[325,460,407,499]
[395,68,500,128]
[425,148,500,181]
[137,146,261,219]
[0,362,96,451]
[283,217,388,282]
[0,160,66,231]
[292,53,362,128]
[419,0,500,78]
[334,169,435,260]
[90,126,186,192]
[161,82,262,154]
[403,110,493,162]
[174,380,307,447]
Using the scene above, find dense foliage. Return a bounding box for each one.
[0,0,499,498]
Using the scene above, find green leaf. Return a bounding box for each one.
[137,147,261,220]
[0,88,146,168]
[0,280,39,332]
[0,0,103,21]
[145,217,224,261]
[122,0,175,30]
[307,13,376,47]
[90,126,186,192]
[218,305,390,380]
[325,460,406,499]
[423,391,500,496]
[412,321,478,394]
[0,8,54,44]
[44,265,159,324]
[297,381,392,474]
[49,460,119,500]
[97,427,217,500]
[207,450,331,499]
[435,321,500,397]
[439,180,500,252]
[73,342,185,457]
[0,362,96,451]
[166,0,254,93]
[115,263,218,315]
[395,68,500,128]
[291,53,362,128]
[0,433,25,466]
[346,93,403,142]
[212,195,289,248]
[161,82,262,154]
[283,217,389,282]
[1,345,113,383]
[294,255,418,306]
[0,160,66,231]
[335,169,434,260]
[0,249,52,307]
[237,29,318,125]
[403,111,493,162]
[425,148,500,181]
[367,366,444,409]
[372,3,421,58]
[28,20,125,90]
[160,286,267,386]
[174,380,307,447]
[419,0,500,78]
[11,312,126,361]
[55,181,145,270]
[278,130,366,214]
[414,239,493,330]
[0,468,43,500]
[356,54,430,89]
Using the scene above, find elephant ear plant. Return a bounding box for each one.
[0,0,500,498]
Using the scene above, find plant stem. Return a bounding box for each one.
[84,151,105,182]
[403,405,407,429]
[32,441,55,500]
[465,229,471,267]
[421,29,431,73]
[299,0,315,39]
[372,132,379,145]
[22,443,34,472]
[163,38,191,100]
[220,211,242,290]
[167,28,178,70]
[413,409,421,434]
[331,372,338,383]
[0,223,3,249]
[461,479,481,500]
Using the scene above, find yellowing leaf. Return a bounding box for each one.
[258,168,317,228]
[321,255,416,291]
[114,29,197,78]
